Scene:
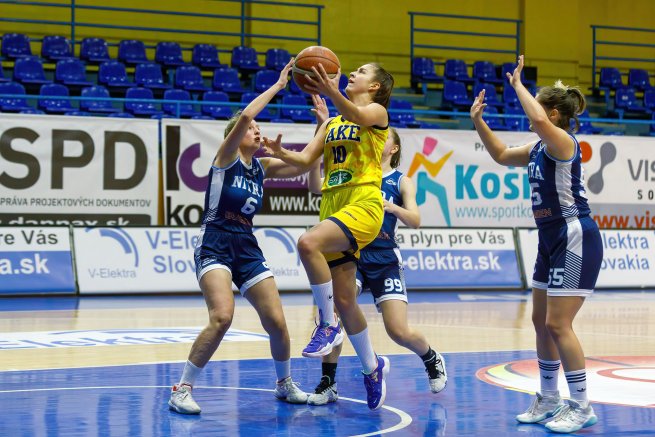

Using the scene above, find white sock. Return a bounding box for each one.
[179,360,202,387]
[348,328,378,374]
[274,359,291,382]
[565,369,588,407]
[538,358,561,395]
[311,281,336,326]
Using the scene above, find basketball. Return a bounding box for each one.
[292,46,340,93]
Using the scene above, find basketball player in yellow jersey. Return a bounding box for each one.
[263,62,394,410]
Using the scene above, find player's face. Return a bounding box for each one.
[241,120,261,151]
[346,64,378,95]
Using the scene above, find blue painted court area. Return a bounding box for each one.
[1,351,653,436]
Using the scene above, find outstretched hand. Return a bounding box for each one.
[262,134,284,158]
[276,59,295,88]
[302,64,341,96]
[506,55,524,88]
[310,94,329,125]
[470,89,487,120]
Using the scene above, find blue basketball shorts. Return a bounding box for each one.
[194,229,273,294]
[355,248,408,312]
[532,216,603,297]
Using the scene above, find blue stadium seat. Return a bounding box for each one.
[118,39,149,65]
[473,61,503,85]
[98,61,136,91]
[628,69,653,92]
[20,108,45,115]
[135,63,172,90]
[411,57,444,89]
[503,85,520,107]
[155,42,186,67]
[389,99,422,128]
[481,106,508,131]
[80,85,120,113]
[191,114,214,120]
[288,77,307,95]
[503,105,528,131]
[231,46,262,75]
[281,94,314,123]
[473,82,504,108]
[38,83,75,114]
[253,69,285,94]
[107,112,135,118]
[162,88,201,118]
[502,62,536,90]
[265,48,291,71]
[445,59,475,84]
[338,74,348,94]
[442,81,472,110]
[55,59,93,86]
[201,91,233,119]
[575,109,603,135]
[41,35,74,62]
[212,68,245,95]
[175,65,210,92]
[125,87,163,117]
[599,67,625,91]
[644,89,655,112]
[80,37,110,63]
[192,44,226,69]
[1,33,32,59]
[0,82,33,112]
[241,92,274,121]
[13,56,52,85]
[615,88,649,115]
[65,110,91,117]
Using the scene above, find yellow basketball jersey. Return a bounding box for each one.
[321,115,388,192]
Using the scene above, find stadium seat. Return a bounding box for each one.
[107,112,136,118]
[473,82,504,108]
[0,82,33,112]
[80,37,110,63]
[281,94,314,123]
[13,56,52,85]
[644,89,655,112]
[98,61,136,91]
[615,88,649,115]
[599,67,625,91]
[411,57,444,90]
[191,114,214,120]
[201,91,233,119]
[503,84,520,107]
[472,61,503,85]
[212,68,245,95]
[192,44,226,69]
[155,42,186,67]
[288,78,307,95]
[481,106,508,131]
[20,108,45,115]
[175,65,210,92]
[135,63,172,90]
[389,99,422,128]
[118,39,149,65]
[162,88,201,118]
[80,85,120,113]
[628,69,653,92]
[442,81,473,110]
[38,83,75,114]
[265,48,291,71]
[41,35,74,62]
[445,59,475,84]
[231,46,262,75]
[1,33,32,59]
[253,69,285,94]
[241,92,274,121]
[502,62,536,90]
[125,87,163,117]
[503,105,528,131]
[575,109,603,135]
[55,59,93,87]
[64,110,90,117]
[338,74,348,94]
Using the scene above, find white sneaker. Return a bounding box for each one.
[274,377,308,404]
[515,392,562,423]
[427,352,448,393]
[168,384,201,414]
[307,376,338,406]
[545,399,597,433]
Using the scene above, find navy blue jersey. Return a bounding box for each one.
[366,169,403,250]
[528,135,591,228]
[200,157,265,234]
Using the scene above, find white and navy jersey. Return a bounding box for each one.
[366,169,403,250]
[528,135,591,228]
[200,157,265,233]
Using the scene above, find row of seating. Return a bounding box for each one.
[1,33,293,75]
[598,67,653,92]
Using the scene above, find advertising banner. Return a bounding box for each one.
[518,228,655,289]
[0,114,159,225]
[396,228,523,289]
[161,119,321,227]
[253,227,310,291]
[0,226,75,295]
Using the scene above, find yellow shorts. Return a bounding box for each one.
[320,184,383,266]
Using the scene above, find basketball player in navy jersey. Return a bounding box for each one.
[470,55,602,433]
[304,96,447,405]
[168,59,309,414]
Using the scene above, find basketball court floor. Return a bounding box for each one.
[0,289,653,436]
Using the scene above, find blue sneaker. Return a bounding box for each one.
[363,356,390,410]
[302,318,344,358]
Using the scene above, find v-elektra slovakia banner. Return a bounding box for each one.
[0,114,159,225]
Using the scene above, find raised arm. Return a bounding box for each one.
[385,176,420,228]
[470,89,532,167]
[214,59,293,167]
[507,55,575,161]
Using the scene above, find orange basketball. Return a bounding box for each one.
[292,46,340,93]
